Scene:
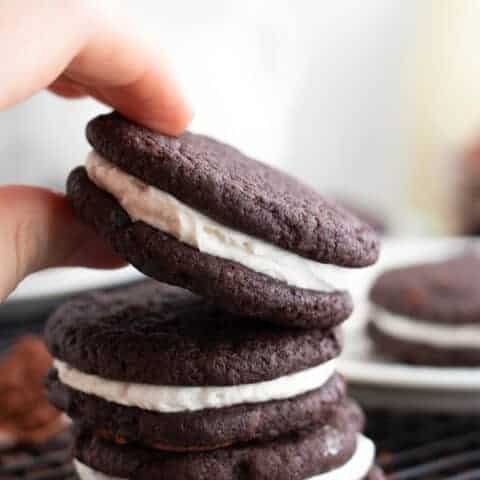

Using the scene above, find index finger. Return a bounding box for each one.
[0,0,192,135]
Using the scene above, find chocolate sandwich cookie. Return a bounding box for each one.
[73,401,377,480]
[369,254,480,365]
[48,371,345,452]
[46,281,344,451]
[67,112,380,328]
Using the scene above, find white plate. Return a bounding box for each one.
[8,266,144,302]
[338,236,480,392]
[1,266,144,321]
[339,328,480,391]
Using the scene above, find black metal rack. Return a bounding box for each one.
[0,431,74,480]
[367,411,480,479]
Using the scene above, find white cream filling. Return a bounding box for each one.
[371,305,480,349]
[309,434,375,480]
[54,358,336,413]
[86,151,351,292]
[74,434,374,480]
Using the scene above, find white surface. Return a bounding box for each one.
[73,434,374,480]
[54,358,336,413]
[6,266,143,303]
[86,152,350,292]
[0,2,418,234]
[339,236,480,391]
[371,305,480,349]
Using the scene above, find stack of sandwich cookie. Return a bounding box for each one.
[47,112,383,478]
[46,282,379,479]
[369,254,480,366]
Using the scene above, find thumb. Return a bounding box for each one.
[0,185,122,301]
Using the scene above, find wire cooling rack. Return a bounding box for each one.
[0,431,75,479]
[366,410,480,479]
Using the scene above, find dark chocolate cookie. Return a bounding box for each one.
[74,400,362,480]
[368,321,480,366]
[67,167,353,328]
[86,112,380,267]
[45,281,341,386]
[47,370,346,452]
[370,253,480,325]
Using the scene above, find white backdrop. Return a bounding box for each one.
[0,1,418,229]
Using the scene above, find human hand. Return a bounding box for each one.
[0,0,192,300]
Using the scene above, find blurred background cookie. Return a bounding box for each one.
[368,253,480,366]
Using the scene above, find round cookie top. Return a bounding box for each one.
[86,112,380,268]
[370,254,480,324]
[46,281,341,386]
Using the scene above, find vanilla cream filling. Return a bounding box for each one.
[85,151,351,292]
[371,305,480,349]
[54,358,336,413]
[309,434,375,480]
[74,434,374,480]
